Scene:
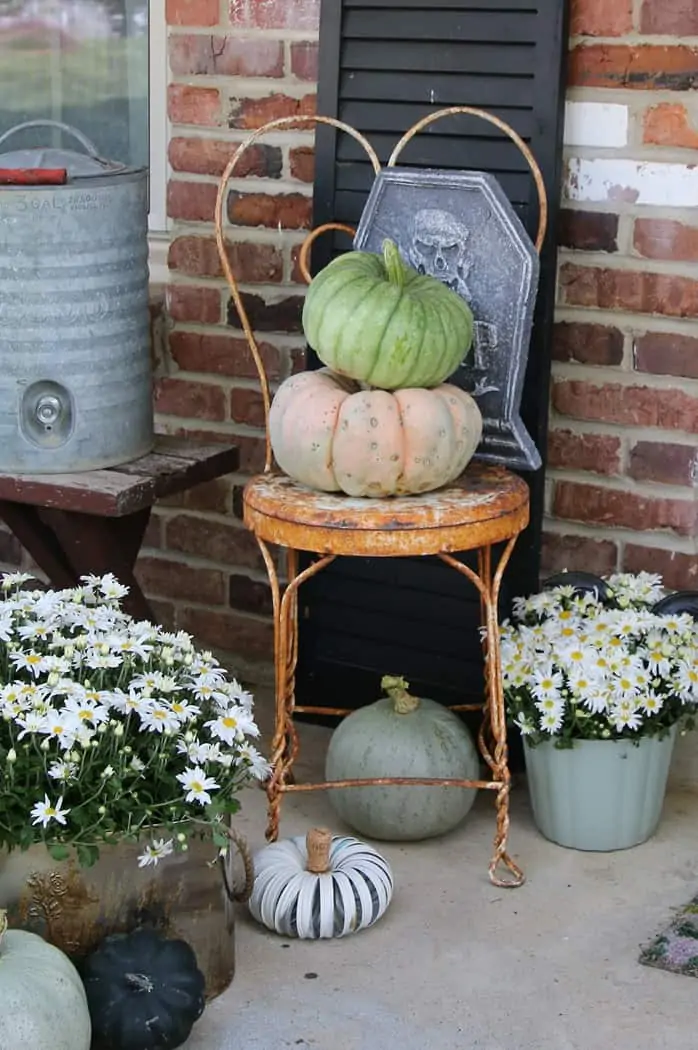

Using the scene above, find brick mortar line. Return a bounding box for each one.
[170,74,315,91]
[168,22,319,39]
[542,517,698,556]
[169,320,306,347]
[140,548,271,586]
[151,504,247,525]
[547,416,698,445]
[167,25,319,38]
[560,201,698,222]
[168,172,313,191]
[170,223,310,246]
[551,361,698,390]
[168,275,308,299]
[547,467,698,500]
[146,590,273,626]
[169,319,306,345]
[567,86,698,105]
[158,369,275,392]
[556,251,698,278]
[157,416,265,438]
[569,33,698,45]
[553,304,698,334]
[168,127,315,144]
[563,144,698,164]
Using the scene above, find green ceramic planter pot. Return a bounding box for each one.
[524,726,677,851]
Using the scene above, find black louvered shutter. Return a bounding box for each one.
[297,0,569,714]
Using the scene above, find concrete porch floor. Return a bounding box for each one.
[185,714,698,1050]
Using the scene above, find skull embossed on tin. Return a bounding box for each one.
[354,169,541,471]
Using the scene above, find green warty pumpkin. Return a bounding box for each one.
[302,239,474,390]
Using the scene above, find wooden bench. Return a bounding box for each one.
[0,435,239,622]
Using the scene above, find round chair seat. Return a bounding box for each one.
[243,463,530,557]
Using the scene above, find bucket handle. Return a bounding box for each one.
[0,120,102,159]
[219,825,255,903]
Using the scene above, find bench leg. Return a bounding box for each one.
[0,501,155,624]
[0,501,77,589]
[41,508,154,622]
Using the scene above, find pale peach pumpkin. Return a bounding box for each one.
[269,368,483,497]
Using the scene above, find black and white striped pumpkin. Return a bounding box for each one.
[249,828,393,939]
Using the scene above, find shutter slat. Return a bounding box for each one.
[343,8,540,42]
[338,100,538,139]
[339,70,536,109]
[343,39,537,76]
[344,0,539,10]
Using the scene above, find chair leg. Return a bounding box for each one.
[481,540,525,889]
[438,541,525,888]
[261,547,298,842]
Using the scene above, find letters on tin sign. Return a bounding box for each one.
[354,168,542,472]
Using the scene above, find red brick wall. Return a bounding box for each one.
[547,0,698,591]
[140,0,321,671]
[2,0,695,672]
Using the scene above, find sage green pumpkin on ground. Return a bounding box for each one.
[325,676,480,841]
[0,909,91,1050]
[302,240,474,390]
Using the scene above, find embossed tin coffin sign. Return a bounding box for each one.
[354,168,541,471]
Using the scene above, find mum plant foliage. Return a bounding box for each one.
[0,573,268,867]
[502,572,698,748]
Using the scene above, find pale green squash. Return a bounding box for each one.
[325,676,480,841]
[302,240,474,390]
[0,909,91,1050]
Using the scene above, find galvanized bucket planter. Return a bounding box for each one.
[524,726,678,852]
[0,119,153,473]
[0,826,253,999]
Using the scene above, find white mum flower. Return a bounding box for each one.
[63,697,109,726]
[531,668,563,703]
[610,698,643,730]
[138,838,175,868]
[1,571,33,589]
[110,688,148,715]
[139,704,180,734]
[540,709,564,733]
[167,698,200,722]
[677,661,698,698]
[48,759,79,783]
[205,706,259,745]
[222,679,255,709]
[10,650,50,678]
[15,711,45,738]
[176,766,219,805]
[30,794,70,827]
[189,680,230,706]
[98,573,130,601]
[641,692,664,716]
[17,621,52,643]
[108,634,153,660]
[39,712,79,751]
[579,686,611,715]
[238,744,271,780]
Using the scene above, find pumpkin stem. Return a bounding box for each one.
[382,239,408,290]
[381,675,420,714]
[306,827,332,873]
[125,972,155,994]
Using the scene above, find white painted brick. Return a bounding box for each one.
[563,101,629,149]
[566,157,698,208]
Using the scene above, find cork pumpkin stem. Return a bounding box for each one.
[305,828,333,873]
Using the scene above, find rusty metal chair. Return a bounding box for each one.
[215,109,547,888]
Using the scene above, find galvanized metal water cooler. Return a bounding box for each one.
[0,119,153,473]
